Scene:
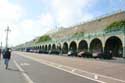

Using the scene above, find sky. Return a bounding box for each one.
[0,0,125,47]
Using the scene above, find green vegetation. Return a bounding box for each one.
[36,35,51,43]
[104,20,125,32]
[73,32,84,36]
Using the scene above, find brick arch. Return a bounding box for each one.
[105,35,123,43]
[105,36,123,57]
[69,41,77,52]
[45,45,48,51]
[62,42,68,54]
[48,44,51,51]
[41,45,45,52]
[90,38,103,53]
[78,40,88,52]
[52,43,56,48]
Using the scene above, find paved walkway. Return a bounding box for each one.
[14,51,125,83]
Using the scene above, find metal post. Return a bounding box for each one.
[1,42,2,49]
[5,26,11,48]
[123,26,125,58]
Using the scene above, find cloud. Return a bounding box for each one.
[0,0,23,25]
[9,20,37,46]
[5,12,55,46]
[39,0,97,27]
[38,12,55,28]
[0,0,99,46]
[36,0,98,27]
[10,0,97,46]
[0,0,24,47]
[9,18,53,46]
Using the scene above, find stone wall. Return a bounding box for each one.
[48,11,125,39]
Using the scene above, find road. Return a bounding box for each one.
[0,52,100,83]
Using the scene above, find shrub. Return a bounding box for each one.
[104,20,125,32]
[36,35,51,43]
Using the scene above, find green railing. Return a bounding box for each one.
[22,28,124,47]
[50,28,124,43]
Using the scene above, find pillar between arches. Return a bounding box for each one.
[102,42,105,52]
[123,35,125,58]
[123,46,125,58]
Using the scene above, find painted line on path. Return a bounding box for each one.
[16,53,125,83]
[17,54,106,83]
[14,60,34,83]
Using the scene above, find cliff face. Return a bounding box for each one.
[47,11,125,39]
[82,11,125,33]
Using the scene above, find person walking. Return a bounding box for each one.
[3,48,11,69]
[0,48,1,60]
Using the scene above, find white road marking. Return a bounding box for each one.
[24,63,30,66]
[17,53,125,83]
[21,63,30,66]
[58,65,62,68]
[72,69,76,72]
[14,60,34,83]
[55,66,106,83]
[18,54,105,83]
[94,75,98,80]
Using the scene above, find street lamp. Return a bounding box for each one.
[5,26,11,48]
[1,42,2,49]
[123,26,125,58]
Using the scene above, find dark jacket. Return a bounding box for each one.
[3,50,11,59]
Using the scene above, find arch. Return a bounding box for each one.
[62,42,68,54]
[42,45,44,49]
[35,46,37,50]
[33,46,35,50]
[36,46,38,49]
[41,45,45,52]
[105,36,123,57]
[38,46,40,50]
[38,45,42,53]
[78,40,88,52]
[52,44,56,51]
[90,38,103,53]
[48,44,51,51]
[45,45,48,51]
[39,46,42,49]
[69,41,77,52]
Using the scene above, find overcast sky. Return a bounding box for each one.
[0,0,125,47]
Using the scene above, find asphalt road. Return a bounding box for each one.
[0,58,27,83]
[0,53,100,83]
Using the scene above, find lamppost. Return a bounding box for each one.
[123,26,125,58]
[0,42,2,49]
[5,26,11,49]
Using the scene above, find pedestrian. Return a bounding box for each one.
[0,48,1,60]
[3,48,11,69]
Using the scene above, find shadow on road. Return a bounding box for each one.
[7,68,26,73]
[7,68,20,72]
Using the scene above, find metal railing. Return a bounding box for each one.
[21,27,124,48]
[56,28,124,42]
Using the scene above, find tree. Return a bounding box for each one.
[104,20,125,32]
[36,35,51,43]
